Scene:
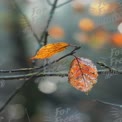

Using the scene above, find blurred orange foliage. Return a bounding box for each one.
[88,29,109,49]
[48,26,64,39]
[79,18,95,31]
[111,33,122,47]
[72,1,84,12]
[74,32,89,44]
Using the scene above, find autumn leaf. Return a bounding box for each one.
[31,42,69,60]
[68,57,98,93]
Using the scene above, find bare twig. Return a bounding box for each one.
[96,100,122,107]
[0,79,31,112]
[25,108,31,122]
[0,46,122,112]
[0,69,122,112]
[0,73,67,80]
[1,46,122,79]
[56,0,73,8]
[0,69,122,80]
[97,61,118,73]
[47,0,53,6]
[44,32,49,45]
[46,0,73,8]
[39,0,58,45]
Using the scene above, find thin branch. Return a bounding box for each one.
[0,46,80,73]
[0,52,122,112]
[0,69,122,112]
[25,108,31,122]
[47,0,53,6]
[97,62,116,71]
[56,0,73,8]
[0,46,122,80]
[13,0,40,42]
[46,0,73,8]
[39,0,59,45]
[96,100,122,107]
[0,73,67,80]
[0,78,31,112]
[44,32,49,46]
[0,69,122,80]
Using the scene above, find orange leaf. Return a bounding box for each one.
[68,57,98,93]
[31,42,69,60]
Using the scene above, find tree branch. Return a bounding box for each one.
[0,45,122,80]
[0,69,122,112]
[0,46,122,79]
[96,99,122,107]
[0,78,32,112]
[46,0,73,8]
[47,0,53,6]
[56,0,73,8]
[0,45,121,112]
[39,0,59,45]
[0,69,122,80]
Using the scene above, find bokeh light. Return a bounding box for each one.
[71,0,84,12]
[74,32,89,44]
[89,1,110,16]
[118,23,122,33]
[7,104,25,120]
[79,18,95,31]
[111,33,122,47]
[38,81,57,94]
[88,29,109,49]
[48,26,64,39]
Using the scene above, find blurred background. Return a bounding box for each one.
[0,0,122,121]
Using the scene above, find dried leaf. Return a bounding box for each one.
[31,42,69,60]
[68,57,98,93]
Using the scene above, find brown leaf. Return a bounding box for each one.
[31,42,69,60]
[68,57,98,93]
